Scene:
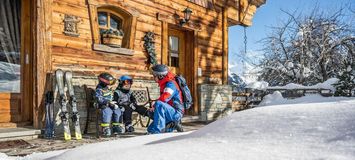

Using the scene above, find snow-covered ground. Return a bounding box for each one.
[2,95,355,160]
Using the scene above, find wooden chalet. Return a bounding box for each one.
[0,0,265,130]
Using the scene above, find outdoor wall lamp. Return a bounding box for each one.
[179,7,192,26]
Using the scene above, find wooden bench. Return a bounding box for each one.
[83,85,151,138]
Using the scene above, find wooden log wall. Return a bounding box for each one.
[50,0,233,84]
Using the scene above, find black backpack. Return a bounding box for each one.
[175,75,193,110]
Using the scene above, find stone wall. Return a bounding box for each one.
[199,84,233,121]
[52,75,159,136]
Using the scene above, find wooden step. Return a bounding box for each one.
[0,122,32,128]
[0,127,41,141]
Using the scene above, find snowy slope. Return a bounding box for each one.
[4,96,355,160]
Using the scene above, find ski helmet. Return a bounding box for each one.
[118,75,133,86]
[98,72,116,85]
[151,64,169,79]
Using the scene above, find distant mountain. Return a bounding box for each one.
[228,73,246,92]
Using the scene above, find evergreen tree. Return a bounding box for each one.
[333,64,355,97]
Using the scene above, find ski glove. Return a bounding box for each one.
[129,103,136,110]
[110,101,119,110]
[118,101,130,107]
[120,106,125,112]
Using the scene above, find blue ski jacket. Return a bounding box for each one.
[95,83,113,106]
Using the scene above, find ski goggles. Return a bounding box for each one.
[99,77,116,85]
[122,79,133,85]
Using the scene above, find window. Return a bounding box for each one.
[97,9,125,48]
[169,36,179,67]
[166,28,185,71]
[98,11,123,36]
[88,3,140,55]
[0,0,21,93]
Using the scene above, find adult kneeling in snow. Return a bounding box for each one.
[146,64,184,134]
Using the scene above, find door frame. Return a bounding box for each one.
[21,0,34,124]
[161,23,199,115]
[31,0,53,129]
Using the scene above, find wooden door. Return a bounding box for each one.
[0,0,32,126]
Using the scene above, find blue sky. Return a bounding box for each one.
[228,0,354,75]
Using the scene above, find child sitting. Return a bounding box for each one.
[113,75,137,132]
[95,72,124,136]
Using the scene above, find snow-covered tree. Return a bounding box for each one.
[333,62,355,97]
[258,8,354,86]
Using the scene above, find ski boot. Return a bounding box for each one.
[125,124,135,133]
[175,121,184,132]
[112,125,124,135]
[165,121,184,132]
[102,127,111,137]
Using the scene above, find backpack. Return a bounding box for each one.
[175,75,193,110]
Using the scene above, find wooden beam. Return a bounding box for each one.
[32,0,52,129]
[93,44,135,55]
[44,0,53,77]
[157,12,201,31]
[129,17,137,49]
[161,21,168,65]
[21,0,32,123]
[193,30,199,114]
[88,3,100,44]
[222,8,228,85]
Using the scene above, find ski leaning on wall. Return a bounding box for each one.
[65,71,82,140]
[55,69,71,140]
[55,69,82,140]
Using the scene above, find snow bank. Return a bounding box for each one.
[4,96,355,160]
[267,78,339,91]
[258,91,287,106]
[0,153,9,160]
[244,78,339,91]
[245,81,269,90]
[9,150,67,160]
[258,91,352,107]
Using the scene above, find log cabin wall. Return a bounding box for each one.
[51,0,230,83]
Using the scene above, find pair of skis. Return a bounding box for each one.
[55,69,82,141]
